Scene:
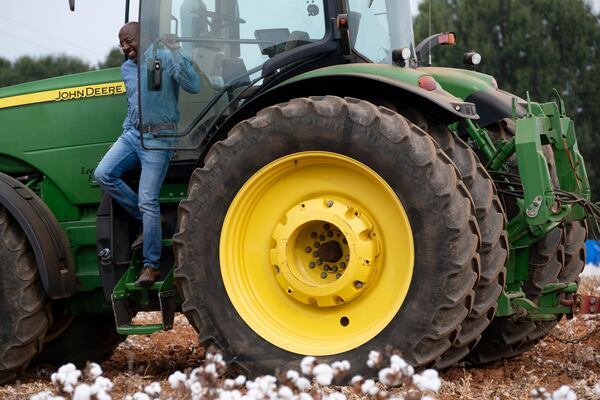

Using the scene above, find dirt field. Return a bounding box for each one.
[1,275,599,400]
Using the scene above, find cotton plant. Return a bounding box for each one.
[32,349,446,400]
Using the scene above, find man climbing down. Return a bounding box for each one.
[94,22,200,286]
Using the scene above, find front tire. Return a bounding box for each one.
[174,96,480,375]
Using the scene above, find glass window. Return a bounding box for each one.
[139,0,327,150]
[347,0,416,64]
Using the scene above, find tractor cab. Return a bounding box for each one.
[137,0,419,150]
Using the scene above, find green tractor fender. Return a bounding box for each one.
[209,64,479,155]
[0,172,76,299]
[421,67,527,127]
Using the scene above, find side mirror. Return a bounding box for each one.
[68,0,75,11]
[147,59,163,91]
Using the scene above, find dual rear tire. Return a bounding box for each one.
[174,96,494,374]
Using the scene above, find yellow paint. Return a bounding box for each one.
[0,82,126,110]
[220,151,415,355]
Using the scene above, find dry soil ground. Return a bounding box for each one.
[1,275,600,400]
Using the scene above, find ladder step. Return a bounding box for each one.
[124,281,164,291]
[117,323,164,335]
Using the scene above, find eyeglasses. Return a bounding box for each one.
[119,36,135,48]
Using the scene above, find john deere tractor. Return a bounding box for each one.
[0,0,593,382]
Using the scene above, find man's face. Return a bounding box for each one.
[119,25,139,62]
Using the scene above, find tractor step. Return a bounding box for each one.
[110,248,178,335]
[117,323,164,335]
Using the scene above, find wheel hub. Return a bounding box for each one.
[271,198,379,307]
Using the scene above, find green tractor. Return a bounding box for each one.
[0,0,593,382]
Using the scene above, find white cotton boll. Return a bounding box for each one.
[31,391,65,400]
[94,376,113,392]
[331,360,350,373]
[350,375,363,385]
[299,393,314,400]
[361,379,377,395]
[144,382,161,396]
[73,384,93,400]
[551,385,577,400]
[96,391,112,400]
[593,382,600,395]
[301,356,317,375]
[421,396,436,400]
[212,353,224,363]
[412,369,441,393]
[390,355,414,376]
[295,377,312,391]
[367,351,381,368]
[132,393,151,400]
[87,363,103,379]
[224,379,236,389]
[205,363,217,376]
[189,381,203,396]
[188,368,202,383]
[234,375,246,386]
[51,363,82,393]
[168,371,187,389]
[219,390,242,400]
[378,367,400,386]
[286,369,300,382]
[124,396,133,400]
[312,364,334,386]
[323,391,347,400]
[278,385,295,400]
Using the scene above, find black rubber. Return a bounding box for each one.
[33,314,124,368]
[0,205,50,384]
[417,117,508,369]
[174,96,480,376]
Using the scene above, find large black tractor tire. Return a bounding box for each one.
[174,96,481,376]
[414,117,508,369]
[0,205,50,384]
[465,228,564,364]
[33,314,124,368]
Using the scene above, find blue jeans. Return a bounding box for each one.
[94,129,173,269]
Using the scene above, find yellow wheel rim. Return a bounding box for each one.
[220,151,414,355]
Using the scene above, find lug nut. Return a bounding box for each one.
[345,255,350,261]
[323,265,330,271]
[305,247,312,253]
[340,262,346,269]
[309,262,316,269]
[327,231,333,238]
[317,259,323,265]
[326,200,334,208]
[321,272,328,279]
[324,223,330,230]
[332,266,338,272]
[336,273,341,279]
[274,265,280,273]
[319,235,326,241]
[314,242,320,248]
[313,251,319,257]
[354,281,364,289]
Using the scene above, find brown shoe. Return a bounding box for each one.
[134,266,161,286]
[131,232,144,250]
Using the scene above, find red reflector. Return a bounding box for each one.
[438,32,456,45]
[418,76,437,91]
[492,78,498,90]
